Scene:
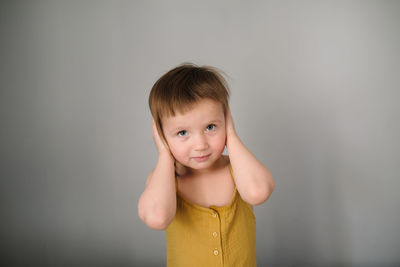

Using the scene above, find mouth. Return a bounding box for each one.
[192,154,211,162]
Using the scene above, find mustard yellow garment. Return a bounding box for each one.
[165,165,257,267]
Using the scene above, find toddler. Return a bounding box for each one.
[138,63,275,267]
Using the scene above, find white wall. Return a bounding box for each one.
[1,1,399,266]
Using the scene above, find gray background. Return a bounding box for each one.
[1,1,399,266]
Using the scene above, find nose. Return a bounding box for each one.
[193,133,209,151]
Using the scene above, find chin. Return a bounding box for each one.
[193,157,220,169]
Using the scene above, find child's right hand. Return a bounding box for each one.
[152,119,173,157]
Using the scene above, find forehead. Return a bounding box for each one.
[162,99,224,128]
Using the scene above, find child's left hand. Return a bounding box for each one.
[224,106,275,206]
[225,107,238,148]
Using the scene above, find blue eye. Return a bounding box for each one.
[177,130,187,137]
[206,124,216,131]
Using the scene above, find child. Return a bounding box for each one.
[138,63,275,267]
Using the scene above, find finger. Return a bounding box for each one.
[225,106,231,117]
[225,108,232,126]
[151,119,158,140]
[152,119,161,137]
[151,118,161,143]
[151,118,170,152]
[225,107,236,136]
[151,118,155,133]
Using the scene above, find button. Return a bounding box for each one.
[212,232,218,238]
[212,213,217,218]
[213,249,219,256]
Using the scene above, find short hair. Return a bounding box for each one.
[149,63,230,142]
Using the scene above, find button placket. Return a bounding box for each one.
[211,210,222,258]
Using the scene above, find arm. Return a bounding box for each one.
[137,119,176,230]
[225,108,275,206]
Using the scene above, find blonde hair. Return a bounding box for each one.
[149,63,230,142]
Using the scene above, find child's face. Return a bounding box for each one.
[162,99,226,172]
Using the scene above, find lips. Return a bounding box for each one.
[192,154,210,162]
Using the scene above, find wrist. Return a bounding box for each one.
[158,150,175,164]
[226,132,240,149]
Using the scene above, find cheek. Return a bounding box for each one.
[168,140,187,159]
[212,132,227,152]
